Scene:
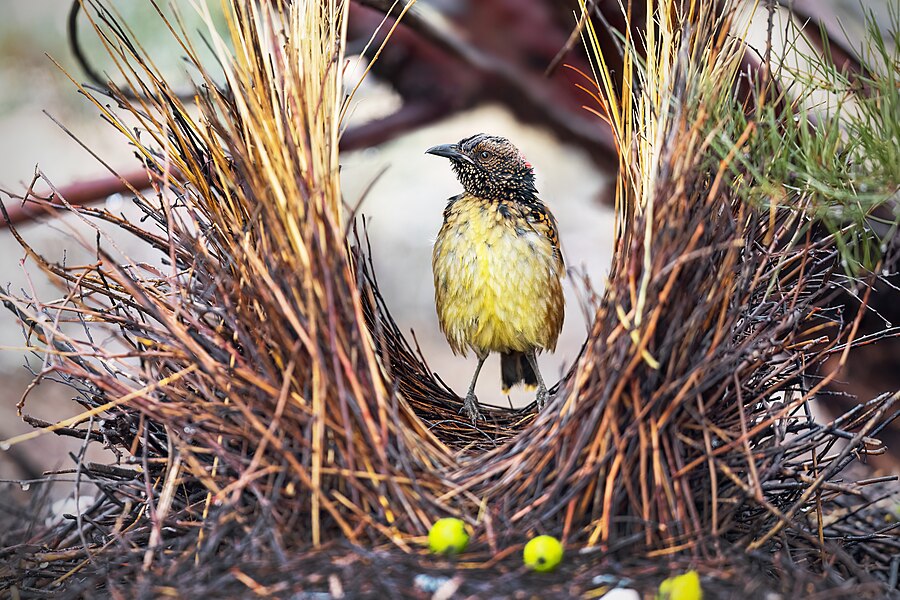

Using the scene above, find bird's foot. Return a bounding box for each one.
[535,385,549,411]
[462,392,482,422]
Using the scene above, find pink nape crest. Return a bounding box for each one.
[521,154,532,170]
[516,149,532,171]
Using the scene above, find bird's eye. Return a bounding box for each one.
[480,151,490,159]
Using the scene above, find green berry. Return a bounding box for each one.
[658,570,702,600]
[523,535,563,572]
[428,517,469,554]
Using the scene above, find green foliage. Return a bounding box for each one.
[712,7,899,274]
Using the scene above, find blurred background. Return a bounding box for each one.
[0,0,896,495]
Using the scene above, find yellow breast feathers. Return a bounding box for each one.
[432,195,565,357]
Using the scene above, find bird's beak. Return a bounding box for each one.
[426,143,470,163]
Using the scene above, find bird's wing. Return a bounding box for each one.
[525,202,564,272]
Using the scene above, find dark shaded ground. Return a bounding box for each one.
[3,480,898,600]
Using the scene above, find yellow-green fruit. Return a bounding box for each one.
[658,570,702,600]
[523,535,564,572]
[428,518,469,554]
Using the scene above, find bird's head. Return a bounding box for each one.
[426,134,537,202]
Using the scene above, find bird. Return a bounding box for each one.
[427,133,565,421]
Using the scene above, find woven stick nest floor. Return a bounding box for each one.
[1,1,899,598]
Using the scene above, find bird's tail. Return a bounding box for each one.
[500,352,538,393]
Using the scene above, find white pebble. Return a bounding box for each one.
[599,589,640,600]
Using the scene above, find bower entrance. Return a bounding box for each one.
[355,238,579,451]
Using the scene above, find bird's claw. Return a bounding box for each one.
[462,393,482,422]
[535,385,549,411]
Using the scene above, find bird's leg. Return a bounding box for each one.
[525,350,550,410]
[462,355,487,422]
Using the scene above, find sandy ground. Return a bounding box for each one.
[0,4,614,493]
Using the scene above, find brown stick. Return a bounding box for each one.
[0,169,154,228]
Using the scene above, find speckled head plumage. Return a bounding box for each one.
[426,134,537,203]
